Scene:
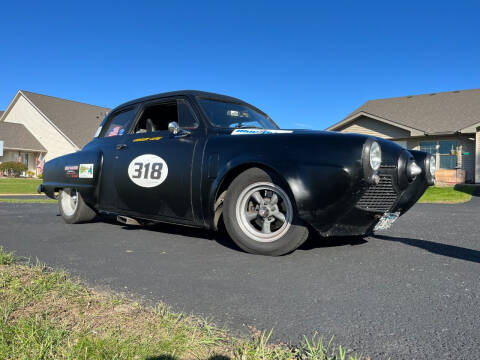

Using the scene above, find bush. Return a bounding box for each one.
[26,170,35,178]
[0,162,28,177]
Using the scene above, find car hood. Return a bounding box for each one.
[217,127,376,141]
[215,127,406,164]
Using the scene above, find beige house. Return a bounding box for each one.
[327,89,480,184]
[0,112,46,174]
[0,91,110,175]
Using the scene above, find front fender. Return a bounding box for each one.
[395,150,430,214]
[207,155,361,230]
[207,154,289,222]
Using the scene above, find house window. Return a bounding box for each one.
[419,141,436,155]
[420,140,458,170]
[439,140,457,169]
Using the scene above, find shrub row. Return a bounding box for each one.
[0,161,28,177]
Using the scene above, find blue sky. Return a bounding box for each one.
[1,1,479,130]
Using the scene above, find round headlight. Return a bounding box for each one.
[369,141,382,171]
[429,155,436,177]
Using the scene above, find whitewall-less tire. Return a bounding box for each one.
[58,188,96,224]
[223,168,309,256]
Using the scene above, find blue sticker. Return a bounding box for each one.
[118,128,125,135]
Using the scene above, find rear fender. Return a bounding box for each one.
[41,150,103,206]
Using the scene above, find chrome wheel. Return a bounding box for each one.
[60,189,78,217]
[235,182,293,242]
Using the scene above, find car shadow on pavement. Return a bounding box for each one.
[115,215,369,254]
[299,233,368,250]
[117,219,244,252]
[375,234,480,264]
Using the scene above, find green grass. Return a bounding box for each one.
[0,199,56,204]
[419,185,476,204]
[0,178,42,194]
[0,247,366,360]
[0,248,15,265]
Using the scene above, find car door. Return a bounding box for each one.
[97,105,139,211]
[112,97,201,222]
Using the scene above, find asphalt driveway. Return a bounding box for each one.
[1,197,479,359]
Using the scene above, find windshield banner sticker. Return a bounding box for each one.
[231,129,293,135]
[127,154,168,188]
[79,164,94,178]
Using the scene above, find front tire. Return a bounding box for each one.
[58,188,96,224]
[223,168,309,256]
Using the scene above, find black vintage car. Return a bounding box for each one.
[39,91,435,255]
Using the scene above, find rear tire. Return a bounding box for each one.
[223,168,309,256]
[58,188,96,224]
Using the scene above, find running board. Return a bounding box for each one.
[117,215,143,226]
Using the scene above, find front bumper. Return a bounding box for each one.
[316,160,429,237]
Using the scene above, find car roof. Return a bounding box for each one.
[111,90,268,117]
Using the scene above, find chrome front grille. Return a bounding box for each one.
[357,174,399,212]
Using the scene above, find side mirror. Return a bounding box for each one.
[168,121,180,135]
[168,121,191,137]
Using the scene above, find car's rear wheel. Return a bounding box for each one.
[223,168,309,256]
[58,188,96,224]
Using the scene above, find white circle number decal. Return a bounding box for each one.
[127,154,168,188]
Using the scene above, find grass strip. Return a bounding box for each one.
[0,178,42,195]
[0,247,366,360]
[0,199,56,204]
[418,185,476,204]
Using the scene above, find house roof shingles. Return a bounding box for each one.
[0,121,46,152]
[21,91,111,148]
[340,88,480,134]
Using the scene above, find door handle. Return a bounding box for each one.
[116,144,128,150]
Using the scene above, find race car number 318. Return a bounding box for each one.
[127,154,169,188]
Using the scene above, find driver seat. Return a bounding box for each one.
[146,118,157,133]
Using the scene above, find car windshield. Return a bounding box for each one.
[198,98,278,129]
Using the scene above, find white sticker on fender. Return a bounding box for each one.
[79,164,94,178]
[231,129,293,135]
[128,154,168,188]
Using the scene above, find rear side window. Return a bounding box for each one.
[102,108,136,137]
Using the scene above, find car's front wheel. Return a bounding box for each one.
[58,188,96,224]
[223,168,309,256]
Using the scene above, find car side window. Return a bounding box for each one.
[102,108,136,137]
[177,99,199,129]
[133,99,199,134]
